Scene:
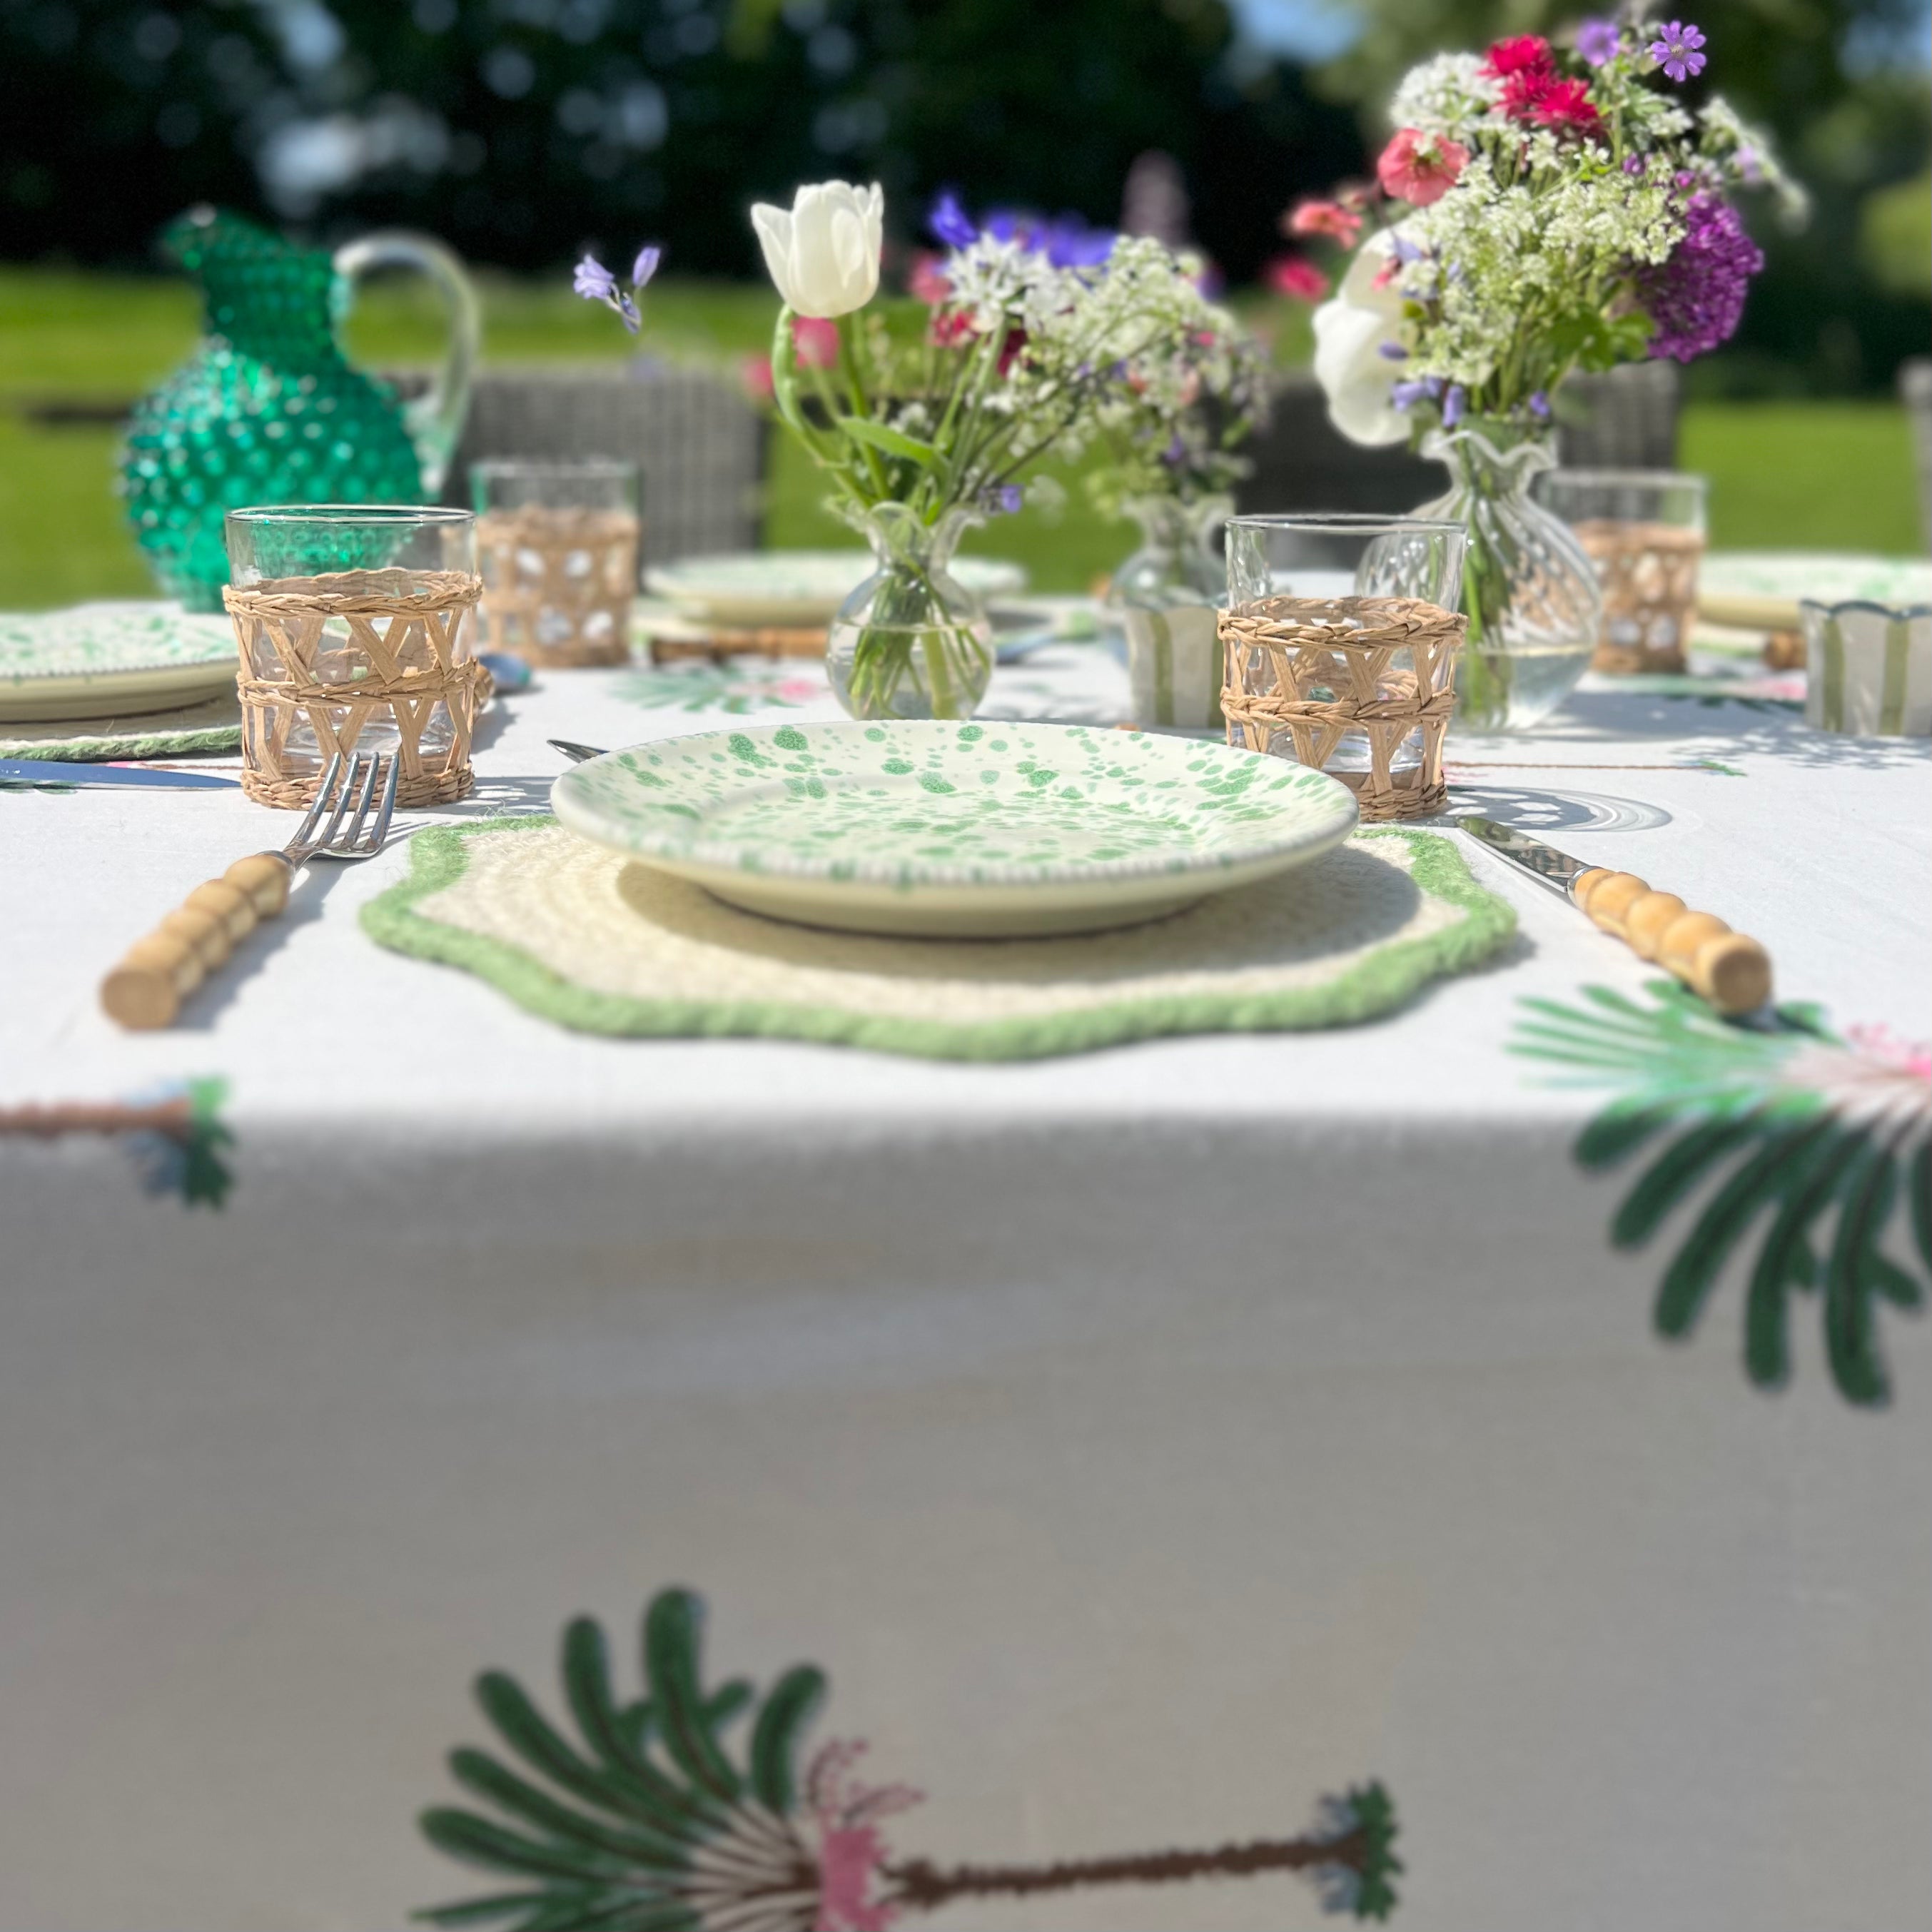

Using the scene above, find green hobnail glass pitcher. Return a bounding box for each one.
[119,207,480,611]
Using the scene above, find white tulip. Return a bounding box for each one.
[750,181,884,319]
[1312,233,1411,448]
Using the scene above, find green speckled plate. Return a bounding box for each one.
[0,602,237,721]
[551,719,1359,936]
[1699,552,1932,632]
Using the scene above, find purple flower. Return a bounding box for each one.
[1377,342,1410,360]
[1160,434,1188,467]
[1577,17,1620,66]
[1623,154,1645,176]
[929,190,978,251]
[1390,376,1440,410]
[1637,190,1763,362]
[1647,20,1706,82]
[1442,383,1467,428]
[1040,216,1115,268]
[575,247,659,335]
[978,483,1024,515]
[1528,389,1551,419]
[573,255,617,301]
[1390,234,1427,264]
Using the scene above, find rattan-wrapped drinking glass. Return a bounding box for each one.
[1219,515,1468,822]
[1535,469,1706,674]
[472,459,639,667]
[223,505,483,808]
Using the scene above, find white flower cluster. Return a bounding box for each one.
[1392,146,1681,390]
[1699,96,1811,225]
[1387,52,1499,139]
[938,233,1266,492]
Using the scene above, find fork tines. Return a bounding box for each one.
[291,751,401,855]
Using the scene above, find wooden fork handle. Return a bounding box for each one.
[99,854,293,1031]
[1570,868,1773,1017]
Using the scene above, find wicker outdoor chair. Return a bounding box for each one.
[434,364,769,566]
[1235,360,1681,522]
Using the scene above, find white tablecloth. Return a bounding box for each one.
[4,642,1931,1932]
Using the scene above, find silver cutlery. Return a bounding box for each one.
[101,751,400,1029]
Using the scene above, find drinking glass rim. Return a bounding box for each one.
[1226,513,1467,537]
[225,504,475,527]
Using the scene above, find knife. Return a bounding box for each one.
[0,757,239,791]
[549,739,606,764]
[1458,815,1772,1016]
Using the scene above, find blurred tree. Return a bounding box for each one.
[0,0,288,258]
[0,0,1362,287]
[1310,0,1931,390]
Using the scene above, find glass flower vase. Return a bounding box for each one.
[826,502,994,721]
[1417,421,1602,729]
[1106,492,1230,729]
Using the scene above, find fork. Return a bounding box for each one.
[100,752,401,1030]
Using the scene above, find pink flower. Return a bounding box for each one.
[806,1740,921,1932]
[1480,33,1554,79]
[997,325,1028,377]
[906,251,951,306]
[928,308,976,348]
[1375,128,1470,207]
[1528,76,1604,133]
[793,315,841,369]
[1285,198,1362,244]
[739,355,775,403]
[1265,253,1330,300]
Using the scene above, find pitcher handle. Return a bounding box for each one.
[333,231,480,497]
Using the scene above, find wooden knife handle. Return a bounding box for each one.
[1571,868,1772,1017]
[99,854,293,1031]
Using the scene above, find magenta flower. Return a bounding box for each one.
[1648,20,1706,81]
[1576,18,1620,66]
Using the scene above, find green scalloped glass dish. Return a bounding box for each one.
[550,719,1359,937]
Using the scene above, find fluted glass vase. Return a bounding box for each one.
[1106,492,1230,729]
[826,502,994,721]
[1417,422,1601,729]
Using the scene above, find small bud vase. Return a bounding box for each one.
[826,502,994,721]
[1416,420,1602,729]
[1107,492,1230,729]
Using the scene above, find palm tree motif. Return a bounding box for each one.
[419,1589,1402,1931]
[0,1077,233,1206]
[1512,981,1932,1406]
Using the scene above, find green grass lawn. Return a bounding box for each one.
[0,266,1921,610]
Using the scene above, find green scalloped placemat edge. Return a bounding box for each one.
[360,816,1516,1061]
[0,720,241,760]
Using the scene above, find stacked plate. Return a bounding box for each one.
[0,603,238,723]
[646,550,1028,629]
[552,718,1358,938]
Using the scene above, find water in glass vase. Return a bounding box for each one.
[826,503,994,721]
[1417,422,1601,731]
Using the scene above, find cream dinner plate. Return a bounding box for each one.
[0,603,238,722]
[551,719,1359,938]
[1698,552,1932,633]
[647,550,1028,628]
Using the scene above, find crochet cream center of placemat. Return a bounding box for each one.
[368,818,1513,1058]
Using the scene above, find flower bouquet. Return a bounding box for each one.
[1280,12,1801,727]
[744,184,1263,719]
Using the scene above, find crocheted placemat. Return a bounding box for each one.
[363,816,1514,1061]
[0,689,241,761]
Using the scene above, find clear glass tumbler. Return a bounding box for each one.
[1534,469,1707,674]
[1223,514,1467,797]
[472,458,641,667]
[224,504,480,804]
